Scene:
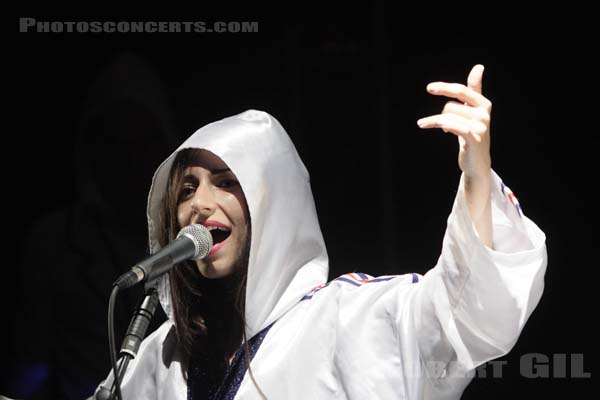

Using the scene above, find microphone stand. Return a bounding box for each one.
[95,286,160,400]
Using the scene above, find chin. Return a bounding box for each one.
[196,259,234,279]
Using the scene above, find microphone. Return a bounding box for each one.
[114,224,213,289]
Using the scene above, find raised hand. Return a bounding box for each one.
[417,64,494,247]
[417,64,492,180]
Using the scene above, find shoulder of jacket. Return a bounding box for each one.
[300,272,421,301]
[139,319,175,351]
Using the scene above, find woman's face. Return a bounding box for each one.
[176,150,249,279]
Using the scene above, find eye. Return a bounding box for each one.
[178,184,196,201]
[218,179,238,188]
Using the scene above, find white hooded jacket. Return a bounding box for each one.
[93,109,547,399]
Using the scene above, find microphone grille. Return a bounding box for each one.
[176,224,213,259]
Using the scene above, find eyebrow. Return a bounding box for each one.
[210,168,231,174]
[183,168,231,180]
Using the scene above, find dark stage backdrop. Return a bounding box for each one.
[4,5,595,399]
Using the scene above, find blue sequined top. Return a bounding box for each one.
[188,322,274,400]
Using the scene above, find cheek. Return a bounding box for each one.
[222,195,246,224]
[176,204,189,228]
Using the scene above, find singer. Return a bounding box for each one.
[92,65,547,399]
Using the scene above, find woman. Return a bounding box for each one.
[94,65,547,399]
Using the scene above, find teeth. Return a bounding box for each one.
[206,226,230,232]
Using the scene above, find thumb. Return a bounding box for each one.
[467,64,485,94]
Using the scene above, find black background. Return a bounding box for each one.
[4,5,596,399]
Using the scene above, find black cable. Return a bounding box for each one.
[108,285,124,400]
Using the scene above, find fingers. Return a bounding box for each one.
[417,113,487,143]
[442,101,490,124]
[426,82,491,109]
[417,64,491,143]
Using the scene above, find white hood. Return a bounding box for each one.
[146,110,329,339]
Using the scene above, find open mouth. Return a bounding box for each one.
[209,228,231,245]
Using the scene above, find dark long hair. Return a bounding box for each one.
[157,148,266,398]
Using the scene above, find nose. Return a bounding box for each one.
[190,181,218,218]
